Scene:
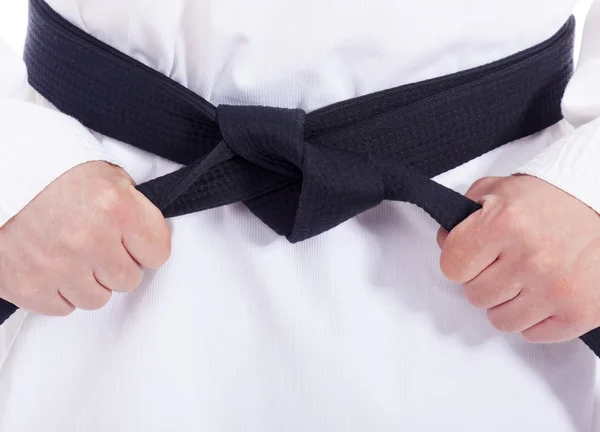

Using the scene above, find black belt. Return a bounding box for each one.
[3,0,599,356]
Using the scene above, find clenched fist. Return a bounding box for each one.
[438,175,600,343]
[0,161,171,316]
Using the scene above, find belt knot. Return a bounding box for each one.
[217,105,305,179]
[217,105,385,243]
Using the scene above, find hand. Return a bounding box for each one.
[0,161,171,316]
[437,175,600,343]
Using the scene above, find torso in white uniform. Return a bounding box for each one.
[0,1,597,431]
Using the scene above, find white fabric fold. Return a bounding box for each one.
[0,39,117,226]
[519,0,600,209]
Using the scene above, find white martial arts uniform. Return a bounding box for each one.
[1,1,600,431]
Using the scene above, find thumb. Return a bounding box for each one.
[436,176,500,251]
[436,227,448,248]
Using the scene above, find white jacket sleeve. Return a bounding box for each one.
[518,0,600,211]
[0,38,118,226]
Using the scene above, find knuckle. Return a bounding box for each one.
[92,181,127,215]
[146,201,165,222]
[439,253,458,281]
[471,177,490,190]
[521,328,542,343]
[79,289,112,311]
[463,285,488,309]
[130,267,145,290]
[547,275,575,301]
[148,220,172,269]
[524,253,554,275]
[54,217,107,255]
[34,294,76,317]
[468,177,494,195]
[100,258,142,292]
[439,247,467,283]
[62,225,95,252]
[157,229,172,264]
[554,311,584,331]
[487,309,517,333]
[494,203,529,233]
[579,307,598,328]
[492,204,511,230]
[17,284,46,306]
[118,266,143,292]
[52,304,76,317]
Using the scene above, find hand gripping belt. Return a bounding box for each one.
[4,0,600,356]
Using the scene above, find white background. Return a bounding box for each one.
[0,1,595,56]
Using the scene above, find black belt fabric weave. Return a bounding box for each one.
[3,0,600,356]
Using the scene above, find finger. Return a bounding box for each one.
[439,177,507,283]
[521,315,591,344]
[436,178,500,251]
[436,227,448,249]
[462,257,523,309]
[464,177,502,202]
[0,283,76,317]
[487,291,552,334]
[93,246,143,293]
[28,293,76,317]
[59,278,113,311]
[439,209,503,283]
[121,187,172,269]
